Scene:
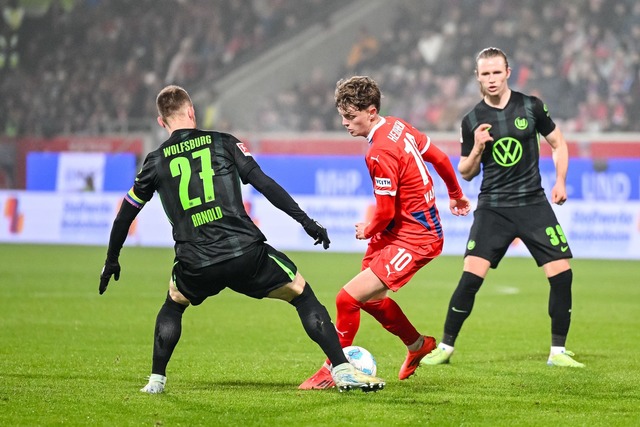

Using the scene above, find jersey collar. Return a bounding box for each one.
[367,117,386,144]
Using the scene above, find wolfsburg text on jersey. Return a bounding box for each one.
[163,135,212,157]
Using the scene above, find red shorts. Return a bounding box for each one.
[362,235,443,291]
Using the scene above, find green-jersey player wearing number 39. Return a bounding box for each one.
[99,85,386,394]
[422,47,585,368]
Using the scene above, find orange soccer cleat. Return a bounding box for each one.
[298,363,335,390]
[398,335,436,380]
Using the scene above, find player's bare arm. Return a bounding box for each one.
[544,127,569,205]
[459,124,492,181]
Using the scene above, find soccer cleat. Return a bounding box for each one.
[331,362,385,392]
[140,374,167,394]
[399,335,437,380]
[298,363,335,390]
[547,350,585,368]
[420,346,453,365]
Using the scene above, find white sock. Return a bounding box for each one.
[148,374,166,384]
[439,343,454,354]
[550,346,566,357]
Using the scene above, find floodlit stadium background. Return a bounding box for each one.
[1,0,639,258]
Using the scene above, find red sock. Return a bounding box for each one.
[362,297,420,346]
[335,288,364,348]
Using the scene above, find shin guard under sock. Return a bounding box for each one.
[442,271,484,346]
[334,288,364,348]
[548,269,573,346]
[290,284,348,367]
[152,292,187,376]
[362,297,420,346]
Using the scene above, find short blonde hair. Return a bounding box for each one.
[156,85,193,123]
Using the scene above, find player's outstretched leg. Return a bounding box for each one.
[291,284,349,390]
[360,296,430,380]
[140,292,187,393]
[331,363,385,392]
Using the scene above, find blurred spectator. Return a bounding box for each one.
[2,0,640,137]
[346,26,380,72]
[266,0,640,134]
[1,0,341,137]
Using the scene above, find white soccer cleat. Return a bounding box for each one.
[140,374,167,394]
[331,362,385,392]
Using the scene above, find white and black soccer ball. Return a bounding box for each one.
[343,345,377,376]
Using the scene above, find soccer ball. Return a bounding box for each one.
[343,345,377,376]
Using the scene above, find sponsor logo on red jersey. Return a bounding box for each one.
[375,177,392,188]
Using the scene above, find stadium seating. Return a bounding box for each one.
[1,0,639,138]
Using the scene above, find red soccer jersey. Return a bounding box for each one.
[364,116,462,248]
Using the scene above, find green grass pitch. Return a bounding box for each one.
[1,244,638,426]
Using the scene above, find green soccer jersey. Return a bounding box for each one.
[460,91,556,208]
[129,128,266,268]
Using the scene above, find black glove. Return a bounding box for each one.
[99,259,121,295]
[302,219,331,250]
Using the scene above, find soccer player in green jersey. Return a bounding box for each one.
[423,48,584,368]
[99,85,386,393]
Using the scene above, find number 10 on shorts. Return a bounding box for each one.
[387,248,413,274]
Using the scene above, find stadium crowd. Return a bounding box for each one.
[2,0,640,137]
[254,0,640,133]
[0,0,338,137]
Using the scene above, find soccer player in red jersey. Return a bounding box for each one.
[100,85,385,394]
[299,76,471,389]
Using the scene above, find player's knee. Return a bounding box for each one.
[544,259,571,278]
[289,282,316,307]
[291,272,306,292]
[458,271,484,294]
[336,288,362,310]
[168,279,191,306]
[271,272,306,302]
[463,256,490,278]
[548,269,572,291]
[548,269,572,316]
[163,290,189,313]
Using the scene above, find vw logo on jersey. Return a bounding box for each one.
[514,117,528,130]
[492,137,523,167]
